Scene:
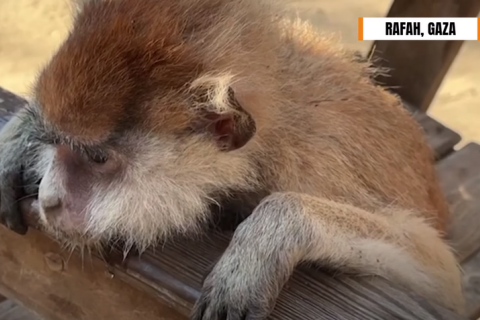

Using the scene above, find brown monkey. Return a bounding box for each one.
[0,0,465,319]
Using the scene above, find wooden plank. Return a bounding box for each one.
[460,249,480,319]
[369,0,480,112]
[0,300,42,320]
[469,305,480,320]
[438,143,480,262]
[403,100,462,159]
[106,232,466,320]
[412,110,461,159]
[0,227,185,320]
[0,225,466,320]
[433,143,480,318]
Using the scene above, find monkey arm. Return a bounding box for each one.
[192,192,465,320]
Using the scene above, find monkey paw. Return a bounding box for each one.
[0,168,29,235]
[191,250,287,320]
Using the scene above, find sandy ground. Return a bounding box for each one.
[0,0,478,146]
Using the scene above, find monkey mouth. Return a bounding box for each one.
[42,210,87,233]
[41,221,104,252]
[32,199,95,243]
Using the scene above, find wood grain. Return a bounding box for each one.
[439,143,480,263]
[109,232,467,320]
[434,143,480,318]
[0,227,185,320]
[460,248,480,319]
[412,111,461,159]
[369,0,480,112]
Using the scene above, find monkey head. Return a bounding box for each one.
[24,0,279,250]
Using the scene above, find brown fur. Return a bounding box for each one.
[7,0,462,317]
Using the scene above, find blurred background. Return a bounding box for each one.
[0,0,478,146]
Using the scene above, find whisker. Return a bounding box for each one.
[13,193,39,204]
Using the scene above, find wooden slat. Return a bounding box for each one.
[460,249,480,319]
[433,143,480,318]
[438,143,480,263]
[0,227,185,320]
[0,220,467,320]
[412,111,461,159]
[469,305,480,320]
[403,99,461,159]
[369,0,480,112]
[108,232,466,320]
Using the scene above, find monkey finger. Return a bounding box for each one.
[244,311,267,320]
[243,302,272,320]
[226,308,247,320]
[191,299,208,320]
[0,172,28,235]
[201,257,220,285]
[203,304,228,320]
[191,290,230,320]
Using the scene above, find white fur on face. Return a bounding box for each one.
[43,133,258,252]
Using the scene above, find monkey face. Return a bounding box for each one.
[23,0,271,250]
[28,111,258,250]
[28,58,260,251]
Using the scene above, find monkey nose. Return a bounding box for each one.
[40,196,62,216]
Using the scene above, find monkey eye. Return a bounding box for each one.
[86,150,109,164]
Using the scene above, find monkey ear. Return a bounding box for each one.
[192,88,256,151]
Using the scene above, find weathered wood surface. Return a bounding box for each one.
[111,233,469,320]
[0,87,476,320]
[369,0,480,112]
[461,247,480,318]
[438,143,480,318]
[411,111,461,159]
[0,300,42,320]
[437,143,480,318]
[441,143,480,263]
[0,227,185,320]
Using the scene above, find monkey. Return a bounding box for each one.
[0,0,465,319]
